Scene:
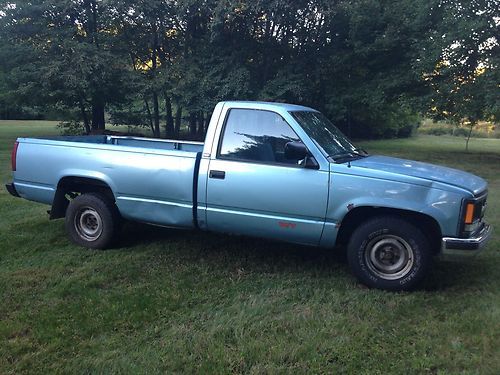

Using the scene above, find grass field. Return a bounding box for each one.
[1,120,499,373]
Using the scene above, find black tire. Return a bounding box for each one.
[347,216,433,291]
[65,192,121,249]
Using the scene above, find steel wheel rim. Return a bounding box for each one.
[364,234,414,280]
[74,207,103,241]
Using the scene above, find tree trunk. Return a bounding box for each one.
[189,112,197,137]
[165,95,174,137]
[79,98,91,134]
[174,106,182,136]
[465,122,474,152]
[83,0,98,45]
[197,111,205,137]
[90,0,99,46]
[83,0,103,133]
[204,111,211,132]
[144,99,155,136]
[152,91,160,137]
[91,97,105,130]
[150,22,160,138]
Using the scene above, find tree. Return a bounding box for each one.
[0,0,130,132]
[420,0,499,149]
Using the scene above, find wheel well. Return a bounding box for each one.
[50,176,115,220]
[335,206,442,253]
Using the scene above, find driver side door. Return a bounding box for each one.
[205,108,329,245]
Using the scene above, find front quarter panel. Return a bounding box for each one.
[321,163,466,247]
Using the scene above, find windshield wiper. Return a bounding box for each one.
[331,149,368,163]
[353,148,369,156]
[331,152,363,163]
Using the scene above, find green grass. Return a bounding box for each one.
[1,121,499,374]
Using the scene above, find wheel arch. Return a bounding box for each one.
[335,206,442,254]
[50,176,116,220]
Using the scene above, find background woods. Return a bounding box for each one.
[0,0,498,139]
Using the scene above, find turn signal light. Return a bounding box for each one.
[464,203,475,224]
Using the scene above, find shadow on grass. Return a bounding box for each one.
[114,221,494,293]
[116,221,349,273]
[423,257,496,292]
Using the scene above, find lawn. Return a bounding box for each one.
[1,121,499,374]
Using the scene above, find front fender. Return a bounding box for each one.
[320,171,464,247]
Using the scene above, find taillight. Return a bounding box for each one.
[11,141,19,171]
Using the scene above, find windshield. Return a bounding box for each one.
[290,111,362,160]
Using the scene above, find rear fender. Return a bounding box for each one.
[50,172,116,219]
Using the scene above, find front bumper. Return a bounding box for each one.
[441,223,493,256]
[5,182,20,198]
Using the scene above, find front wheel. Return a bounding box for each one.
[347,216,433,291]
[65,193,121,249]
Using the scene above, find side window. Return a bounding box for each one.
[219,109,301,165]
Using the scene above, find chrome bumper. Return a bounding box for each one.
[441,223,493,256]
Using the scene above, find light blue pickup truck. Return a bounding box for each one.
[6,101,493,291]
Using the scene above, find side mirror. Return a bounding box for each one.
[284,141,308,160]
[303,155,319,169]
[284,141,319,170]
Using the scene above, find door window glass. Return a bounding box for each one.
[219,109,300,164]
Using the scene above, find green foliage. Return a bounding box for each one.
[0,0,132,131]
[420,126,452,136]
[421,126,500,139]
[418,0,499,149]
[419,119,500,138]
[0,0,497,138]
[57,120,86,136]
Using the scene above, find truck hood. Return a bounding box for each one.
[349,155,487,196]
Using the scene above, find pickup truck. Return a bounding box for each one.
[6,101,493,291]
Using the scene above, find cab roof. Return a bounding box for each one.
[220,101,317,112]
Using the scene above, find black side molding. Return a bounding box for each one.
[5,183,20,198]
[192,152,202,229]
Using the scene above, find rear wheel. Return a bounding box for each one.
[347,216,433,291]
[65,193,121,249]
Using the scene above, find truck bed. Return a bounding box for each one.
[14,135,205,229]
[39,135,204,153]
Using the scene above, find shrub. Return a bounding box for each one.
[419,126,451,136]
[418,118,498,138]
[57,120,86,135]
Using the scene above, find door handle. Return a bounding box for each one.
[209,170,226,179]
